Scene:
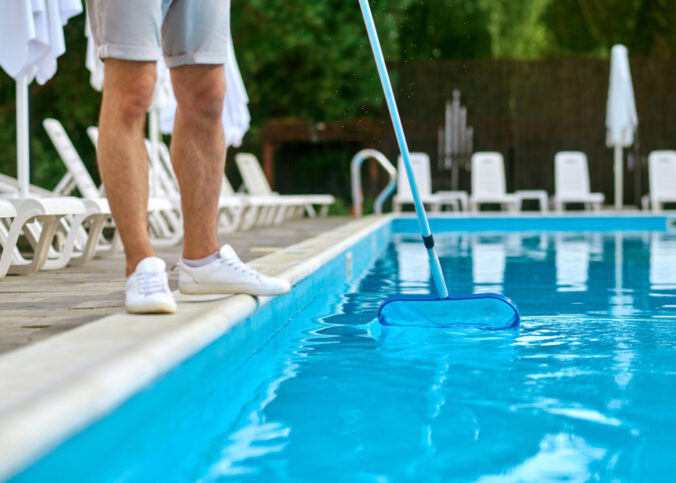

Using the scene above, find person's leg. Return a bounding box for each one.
[97,59,157,276]
[169,64,226,260]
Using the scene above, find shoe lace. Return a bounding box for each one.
[137,271,169,296]
[221,256,262,280]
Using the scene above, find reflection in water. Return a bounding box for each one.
[397,239,430,293]
[477,434,606,483]
[200,357,300,480]
[472,236,506,292]
[650,233,676,290]
[611,233,635,317]
[555,235,591,292]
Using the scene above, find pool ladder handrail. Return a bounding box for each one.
[351,149,397,217]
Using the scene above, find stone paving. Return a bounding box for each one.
[0,217,349,356]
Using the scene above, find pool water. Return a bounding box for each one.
[158,232,676,482]
[16,231,676,482]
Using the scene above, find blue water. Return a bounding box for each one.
[16,231,676,482]
[173,232,676,481]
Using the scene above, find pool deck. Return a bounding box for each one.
[0,216,350,356]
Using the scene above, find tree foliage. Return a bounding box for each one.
[544,0,676,56]
[231,0,414,124]
[398,0,492,60]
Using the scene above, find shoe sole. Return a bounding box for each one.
[126,301,178,314]
[179,282,291,296]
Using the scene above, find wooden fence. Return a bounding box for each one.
[383,58,676,206]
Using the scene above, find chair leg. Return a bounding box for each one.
[70,214,108,266]
[274,206,288,225]
[41,214,88,270]
[239,205,258,231]
[8,215,61,274]
[304,204,317,218]
[217,206,244,234]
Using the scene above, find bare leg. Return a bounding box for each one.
[170,64,226,260]
[97,59,157,276]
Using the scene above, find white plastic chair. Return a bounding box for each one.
[1,171,106,272]
[411,153,467,212]
[235,153,335,218]
[553,151,604,212]
[469,152,518,212]
[644,151,676,212]
[153,141,253,233]
[392,152,468,212]
[0,196,87,277]
[393,152,438,212]
[83,125,177,246]
[218,173,287,229]
[0,200,17,277]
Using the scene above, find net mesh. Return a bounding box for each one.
[378,294,520,330]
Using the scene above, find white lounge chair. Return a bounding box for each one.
[469,152,519,212]
[393,152,468,212]
[153,140,250,233]
[643,151,676,212]
[0,196,87,277]
[139,137,282,232]
[0,200,17,277]
[81,125,177,246]
[235,153,335,218]
[218,173,286,229]
[553,151,604,212]
[0,171,106,270]
[43,119,126,258]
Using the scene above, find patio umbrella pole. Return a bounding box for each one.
[148,107,161,197]
[614,145,623,210]
[16,76,30,198]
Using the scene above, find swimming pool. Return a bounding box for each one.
[9,215,676,481]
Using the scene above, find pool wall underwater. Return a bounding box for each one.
[4,213,674,481]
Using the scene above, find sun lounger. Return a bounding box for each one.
[152,140,249,234]
[0,173,54,197]
[77,124,176,246]
[218,173,287,229]
[469,152,519,212]
[553,151,604,212]
[0,169,111,270]
[151,143,306,230]
[393,152,468,212]
[0,196,87,277]
[643,151,676,212]
[235,153,335,218]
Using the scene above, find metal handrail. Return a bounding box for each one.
[350,149,397,217]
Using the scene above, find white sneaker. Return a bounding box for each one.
[178,245,292,296]
[126,257,177,314]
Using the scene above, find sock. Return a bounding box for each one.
[181,251,220,268]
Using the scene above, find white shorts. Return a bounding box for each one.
[86,0,230,67]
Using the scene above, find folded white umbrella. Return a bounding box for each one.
[606,44,638,210]
[0,0,83,197]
